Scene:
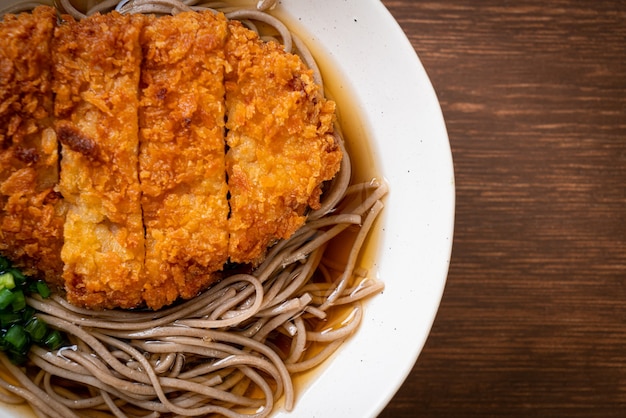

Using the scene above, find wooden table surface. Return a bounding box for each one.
[378,1,626,417]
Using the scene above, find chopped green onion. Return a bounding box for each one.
[36,281,51,298]
[27,280,51,298]
[8,268,26,286]
[0,288,15,310]
[0,272,15,290]
[4,324,29,351]
[24,317,48,342]
[0,259,67,364]
[43,330,64,350]
[22,305,35,322]
[10,290,25,312]
[0,312,21,328]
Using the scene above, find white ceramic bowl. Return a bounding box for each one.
[0,1,454,417]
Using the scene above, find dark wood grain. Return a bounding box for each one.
[378,1,626,417]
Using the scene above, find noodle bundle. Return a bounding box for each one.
[0,1,388,417]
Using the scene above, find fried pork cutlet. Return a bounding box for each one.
[0,6,65,286]
[52,12,147,309]
[0,7,342,311]
[224,21,342,264]
[139,11,230,310]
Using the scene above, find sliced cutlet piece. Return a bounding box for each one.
[139,11,230,309]
[52,12,146,309]
[224,21,342,264]
[0,6,65,285]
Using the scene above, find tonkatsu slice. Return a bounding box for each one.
[52,11,146,309]
[139,11,230,310]
[0,6,65,286]
[224,20,342,264]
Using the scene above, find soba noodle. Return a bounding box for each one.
[0,1,388,417]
